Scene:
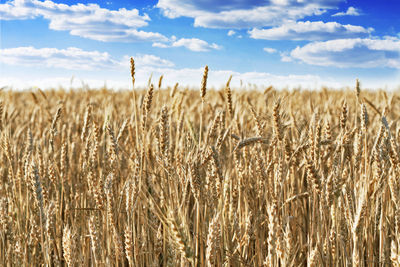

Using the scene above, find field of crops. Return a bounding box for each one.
[1,63,400,266]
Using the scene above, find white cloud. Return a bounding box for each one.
[126,54,174,68]
[290,38,400,68]
[0,46,174,70]
[0,76,136,90]
[4,70,399,91]
[249,21,373,41]
[0,67,345,90]
[0,46,344,89]
[263,47,277,53]
[0,0,37,20]
[332,6,361,17]
[157,0,344,29]
[151,68,343,89]
[152,42,170,48]
[0,0,168,42]
[0,46,119,70]
[2,49,398,90]
[280,52,292,62]
[153,38,222,52]
[172,38,222,51]
[227,30,236,36]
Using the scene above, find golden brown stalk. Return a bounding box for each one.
[1,134,12,162]
[273,99,283,142]
[283,220,294,265]
[305,156,321,194]
[352,192,367,236]
[93,178,105,210]
[340,101,348,132]
[113,226,125,261]
[226,75,232,88]
[60,141,67,181]
[81,105,92,142]
[45,202,55,250]
[266,202,278,266]
[0,100,3,132]
[225,85,233,118]
[391,240,400,266]
[389,175,400,208]
[360,103,369,132]
[50,106,62,151]
[105,173,115,228]
[159,106,169,159]
[250,105,264,137]
[206,213,220,266]
[125,225,134,266]
[91,121,100,168]
[355,79,361,102]
[325,173,334,207]
[351,191,366,267]
[167,210,194,263]
[88,216,100,264]
[30,163,44,217]
[125,179,139,216]
[205,112,220,145]
[51,106,62,135]
[324,120,332,142]
[200,65,209,100]
[116,119,128,143]
[363,97,381,116]
[142,83,154,131]
[170,82,179,98]
[107,124,118,162]
[130,57,135,88]
[158,75,164,89]
[0,198,8,237]
[234,137,267,151]
[189,162,201,202]
[315,120,322,163]
[308,242,319,267]
[62,226,74,267]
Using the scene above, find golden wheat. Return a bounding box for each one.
[1,63,400,266]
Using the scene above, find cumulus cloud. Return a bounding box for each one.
[0,46,174,70]
[153,38,222,52]
[0,0,37,20]
[289,38,400,68]
[227,30,236,36]
[156,0,344,28]
[332,6,361,17]
[263,47,277,53]
[0,0,168,42]
[249,21,373,41]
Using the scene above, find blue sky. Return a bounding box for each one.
[1,0,400,89]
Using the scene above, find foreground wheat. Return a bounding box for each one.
[0,70,399,266]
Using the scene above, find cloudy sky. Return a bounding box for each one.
[1,0,400,90]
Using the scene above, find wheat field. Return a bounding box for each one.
[1,62,400,266]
